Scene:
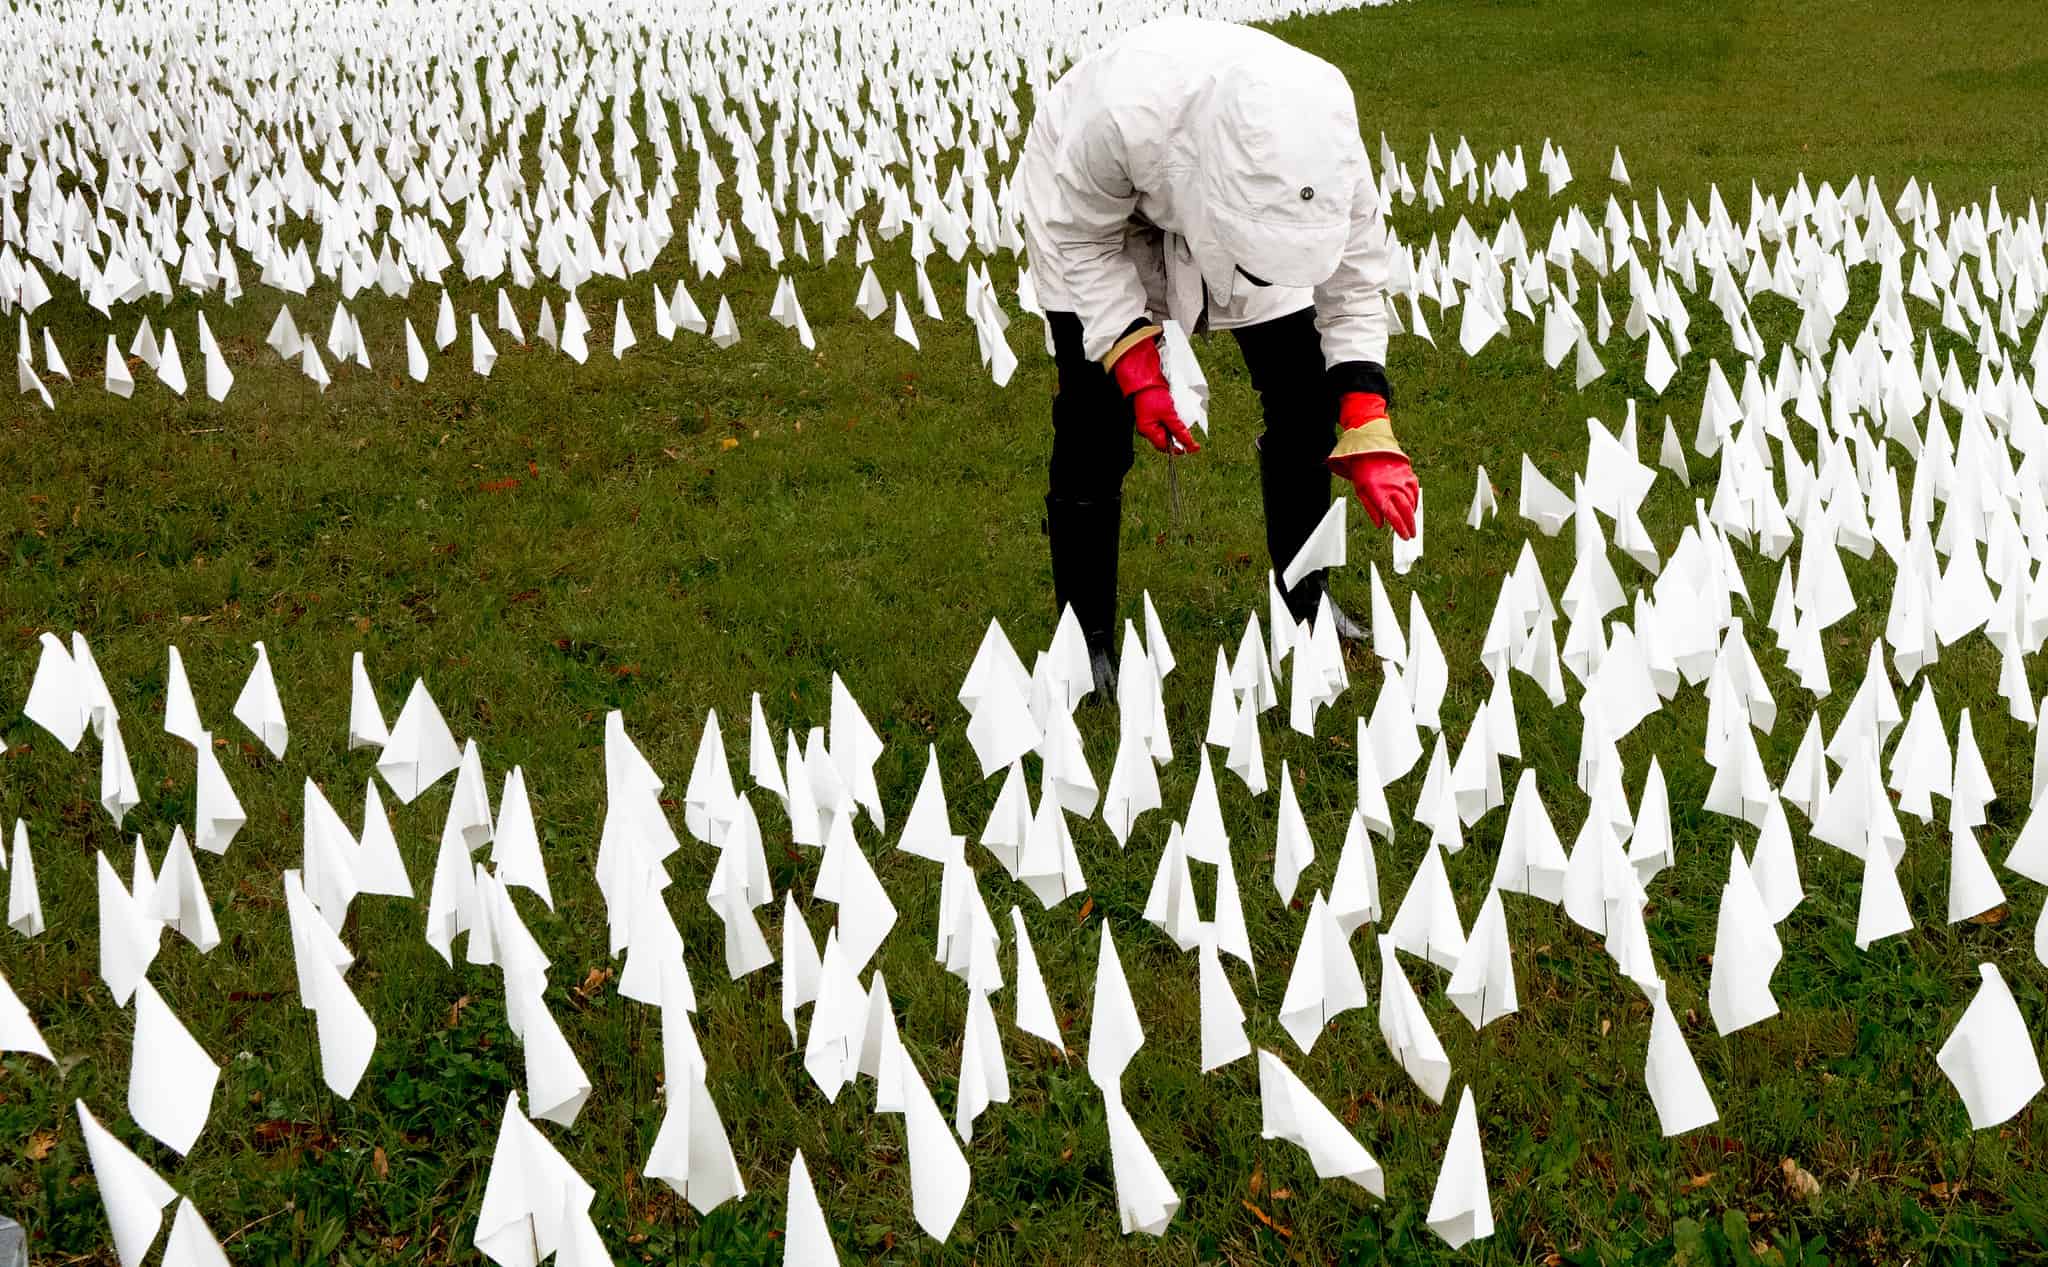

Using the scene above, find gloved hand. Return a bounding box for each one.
[1328,392,1418,539]
[1110,336,1200,456]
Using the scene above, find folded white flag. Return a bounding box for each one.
[1104,1092,1180,1236]
[1937,962,2044,1130]
[348,652,389,750]
[231,640,288,758]
[128,977,220,1155]
[0,966,53,1061]
[1446,887,1518,1029]
[379,678,463,802]
[76,1099,178,1267]
[1426,1087,1493,1248]
[1258,1048,1385,1195]
[1281,498,1346,590]
[1643,977,1718,1137]
[1087,919,1144,1091]
[783,1151,840,1265]
[162,1199,235,1267]
[1279,892,1369,1053]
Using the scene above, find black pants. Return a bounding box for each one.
[1044,307,1337,644]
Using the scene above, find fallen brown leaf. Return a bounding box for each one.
[253,1119,333,1154]
[1240,1199,1293,1238]
[372,1145,389,1179]
[26,1130,56,1161]
[1247,1164,1264,1198]
[1682,1172,1715,1192]
[574,966,614,1002]
[447,995,473,1028]
[1076,896,1094,923]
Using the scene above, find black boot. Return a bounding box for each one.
[1259,441,1368,643]
[1045,493,1120,699]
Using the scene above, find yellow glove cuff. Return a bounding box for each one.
[1102,324,1163,371]
[1329,416,1406,462]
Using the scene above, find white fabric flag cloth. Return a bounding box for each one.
[1643,977,1718,1136]
[1011,906,1065,1051]
[9,818,44,936]
[1279,893,1369,1053]
[97,850,161,1006]
[1087,920,1144,1091]
[163,646,205,748]
[784,1150,840,1265]
[283,870,376,1098]
[162,1197,236,1267]
[1936,962,2044,1130]
[1104,1091,1181,1236]
[897,1040,972,1241]
[231,640,288,758]
[0,966,54,1061]
[23,631,88,750]
[1388,840,1466,970]
[1709,848,1781,1035]
[955,987,1011,1141]
[147,827,221,952]
[129,978,220,1155]
[193,732,247,854]
[1281,498,1346,590]
[77,1099,178,1267]
[645,980,745,1212]
[474,1091,610,1267]
[1198,926,1251,1071]
[379,678,463,802]
[1426,1086,1493,1248]
[348,651,389,750]
[1257,1049,1385,1195]
[1378,932,1451,1103]
[1445,887,1517,1029]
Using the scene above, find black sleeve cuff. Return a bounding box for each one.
[1328,361,1392,406]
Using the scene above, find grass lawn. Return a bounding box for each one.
[7,0,2048,1262]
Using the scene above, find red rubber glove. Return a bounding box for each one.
[1329,392,1418,539]
[1111,337,1200,456]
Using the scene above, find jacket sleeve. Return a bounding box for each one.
[1034,112,1154,365]
[1311,177,1394,405]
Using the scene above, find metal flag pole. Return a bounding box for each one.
[1167,448,1183,534]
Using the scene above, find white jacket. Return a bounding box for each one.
[1018,17,1391,372]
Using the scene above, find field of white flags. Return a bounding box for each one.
[7,0,2048,1261]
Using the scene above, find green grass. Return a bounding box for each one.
[6,0,2048,1262]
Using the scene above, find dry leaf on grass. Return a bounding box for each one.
[1240,1199,1293,1238]
[574,966,615,1001]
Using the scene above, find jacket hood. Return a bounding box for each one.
[1187,45,1365,300]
